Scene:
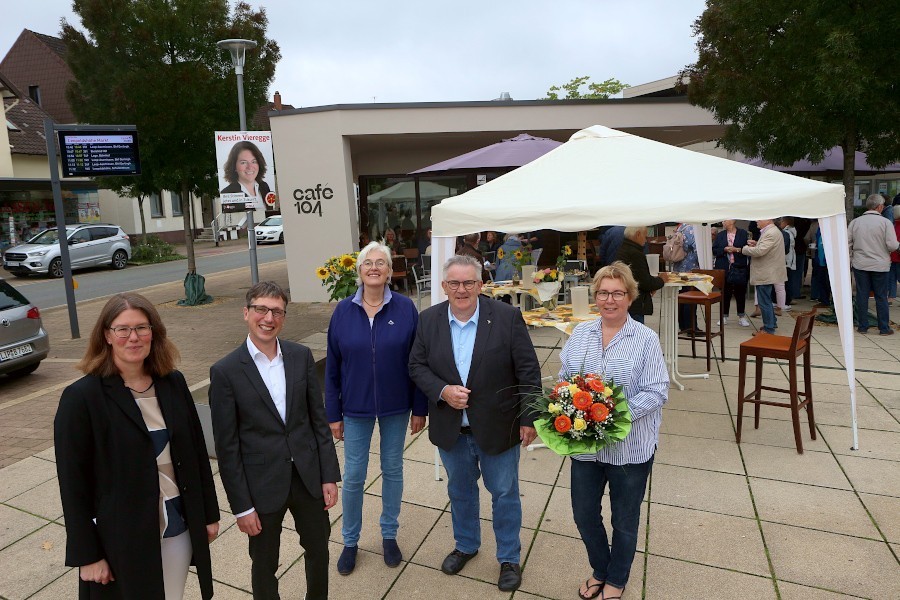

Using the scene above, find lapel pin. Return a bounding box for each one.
[388,320,395,325]
[487,320,491,324]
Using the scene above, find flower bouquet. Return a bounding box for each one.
[556,244,573,272]
[532,268,564,309]
[315,253,359,301]
[527,373,632,456]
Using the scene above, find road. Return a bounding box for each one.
[5,244,286,309]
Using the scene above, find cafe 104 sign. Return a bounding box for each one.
[214,131,278,213]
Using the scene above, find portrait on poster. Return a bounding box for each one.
[214,131,277,212]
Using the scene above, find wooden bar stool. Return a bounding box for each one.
[736,309,817,454]
[677,269,726,371]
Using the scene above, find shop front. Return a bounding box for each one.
[0,179,98,254]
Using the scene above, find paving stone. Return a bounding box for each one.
[655,433,746,474]
[0,504,48,551]
[384,561,508,599]
[741,443,850,489]
[6,478,63,521]
[651,463,755,518]
[835,454,900,497]
[0,456,58,502]
[859,492,900,543]
[0,523,69,600]
[644,554,776,599]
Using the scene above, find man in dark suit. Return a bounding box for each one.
[409,254,541,592]
[456,232,490,282]
[210,281,340,600]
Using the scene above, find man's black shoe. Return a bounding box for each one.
[441,549,478,575]
[498,562,522,591]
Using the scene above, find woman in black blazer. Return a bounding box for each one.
[712,220,751,326]
[55,293,219,599]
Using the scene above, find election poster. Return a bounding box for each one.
[214,131,278,213]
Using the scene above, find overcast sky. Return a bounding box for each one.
[1,0,708,107]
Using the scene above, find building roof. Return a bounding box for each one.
[0,29,76,123]
[2,70,54,156]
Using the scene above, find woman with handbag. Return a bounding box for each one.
[714,220,751,327]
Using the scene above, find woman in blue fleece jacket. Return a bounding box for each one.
[326,240,428,576]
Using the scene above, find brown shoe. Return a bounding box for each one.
[749,309,761,318]
[774,308,782,316]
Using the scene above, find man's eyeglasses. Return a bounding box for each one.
[595,290,627,301]
[109,325,153,338]
[248,304,287,319]
[362,259,388,269]
[445,280,479,291]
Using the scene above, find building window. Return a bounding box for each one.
[170,191,183,216]
[149,192,164,218]
[28,85,41,105]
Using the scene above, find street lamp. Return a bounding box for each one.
[218,38,260,284]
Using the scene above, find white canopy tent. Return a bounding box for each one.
[429,125,860,449]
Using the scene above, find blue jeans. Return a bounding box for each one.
[341,412,409,546]
[889,262,900,299]
[786,266,803,303]
[439,433,522,563]
[853,269,890,333]
[756,283,776,333]
[571,456,654,590]
[811,264,831,304]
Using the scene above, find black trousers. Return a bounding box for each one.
[249,469,331,600]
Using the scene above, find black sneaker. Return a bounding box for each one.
[498,562,522,591]
[383,538,403,567]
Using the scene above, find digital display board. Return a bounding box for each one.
[57,130,141,178]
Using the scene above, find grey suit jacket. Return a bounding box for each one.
[209,339,340,515]
[409,296,541,455]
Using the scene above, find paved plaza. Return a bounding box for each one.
[1,251,899,599]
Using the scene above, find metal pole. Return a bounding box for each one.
[236,70,259,284]
[44,119,80,339]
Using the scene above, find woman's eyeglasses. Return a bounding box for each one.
[595,290,627,301]
[362,259,388,269]
[445,280,478,291]
[109,325,153,338]
[248,305,287,319]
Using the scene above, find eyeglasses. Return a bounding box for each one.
[445,280,479,291]
[362,259,387,269]
[109,325,153,338]
[248,304,287,319]
[595,290,628,301]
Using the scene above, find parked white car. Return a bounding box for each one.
[254,216,284,244]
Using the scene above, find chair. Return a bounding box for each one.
[403,247,420,264]
[391,256,409,293]
[736,309,817,454]
[677,269,726,371]
[531,248,543,266]
[421,254,432,275]
[412,265,431,310]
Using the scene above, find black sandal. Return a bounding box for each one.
[600,588,623,599]
[578,579,604,600]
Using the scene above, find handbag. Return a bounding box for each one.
[726,264,748,285]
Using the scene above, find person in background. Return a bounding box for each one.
[713,219,751,327]
[457,232,490,282]
[598,226,625,269]
[890,218,900,305]
[793,217,813,299]
[494,233,524,281]
[614,226,663,324]
[418,228,432,257]
[326,241,427,575]
[810,226,832,308]
[740,218,786,334]
[847,194,899,335]
[479,230,503,255]
[749,219,790,317]
[671,223,699,333]
[559,262,668,600]
[384,227,405,255]
[781,217,800,306]
[359,231,371,250]
[55,293,219,599]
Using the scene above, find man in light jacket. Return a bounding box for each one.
[739,219,786,334]
[848,194,900,335]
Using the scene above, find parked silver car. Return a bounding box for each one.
[254,215,284,244]
[0,277,49,377]
[3,223,131,278]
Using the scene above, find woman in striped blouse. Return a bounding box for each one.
[559,262,669,600]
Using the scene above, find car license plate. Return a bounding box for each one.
[0,343,33,361]
[4,261,20,267]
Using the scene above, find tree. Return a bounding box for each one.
[680,0,900,222]
[62,0,280,273]
[545,76,630,100]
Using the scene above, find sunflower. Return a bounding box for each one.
[340,254,356,269]
[497,248,505,259]
[513,250,524,260]
[315,266,329,280]
[564,245,572,256]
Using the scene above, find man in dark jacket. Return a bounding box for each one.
[615,226,664,323]
[456,232,490,282]
[598,225,625,268]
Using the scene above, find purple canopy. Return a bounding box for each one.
[410,133,563,174]
[742,147,900,174]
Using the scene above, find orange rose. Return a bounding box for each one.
[572,390,592,411]
[554,415,572,433]
[590,403,610,422]
[553,381,570,394]
[588,379,605,393]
